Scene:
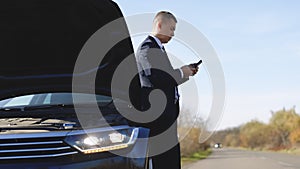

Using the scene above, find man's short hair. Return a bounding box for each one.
[154,11,177,23]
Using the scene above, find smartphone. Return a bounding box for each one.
[195,59,202,66]
[190,59,202,68]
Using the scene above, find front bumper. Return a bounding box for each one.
[0,127,149,169]
[0,156,146,169]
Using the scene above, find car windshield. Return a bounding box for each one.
[0,93,112,109]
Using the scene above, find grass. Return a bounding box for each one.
[277,148,300,155]
[181,149,212,165]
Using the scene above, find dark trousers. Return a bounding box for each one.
[152,142,181,169]
[150,117,181,169]
[139,89,181,169]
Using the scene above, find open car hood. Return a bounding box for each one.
[0,0,139,100]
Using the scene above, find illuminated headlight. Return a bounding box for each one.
[65,128,139,154]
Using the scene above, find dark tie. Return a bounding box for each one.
[175,86,179,104]
[161,46,166,53]
[162,46,180,104]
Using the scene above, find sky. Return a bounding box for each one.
[113,0,300,130]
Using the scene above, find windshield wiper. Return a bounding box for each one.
[23,104,74,111]
[0,107,24,111]
[0,100,114,112]
[0,104,73,112]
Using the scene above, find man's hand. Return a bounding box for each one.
[190,65,199,75]
[181,65,198,78]
[192,67,199,75]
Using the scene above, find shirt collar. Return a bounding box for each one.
[149,34,164,49]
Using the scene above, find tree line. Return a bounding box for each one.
[178,108,210,157]
[212,107,300,150]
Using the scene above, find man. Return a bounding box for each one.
[135,11,199,169]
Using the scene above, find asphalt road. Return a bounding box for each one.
[183,148,300,169]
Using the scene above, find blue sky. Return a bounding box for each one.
[114,0,300,130]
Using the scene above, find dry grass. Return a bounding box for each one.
[178,127,210,157]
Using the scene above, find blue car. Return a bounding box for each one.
[0,0,151,168]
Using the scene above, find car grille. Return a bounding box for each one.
[0,137,78,160]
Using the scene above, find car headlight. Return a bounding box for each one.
[64,128,139,154]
